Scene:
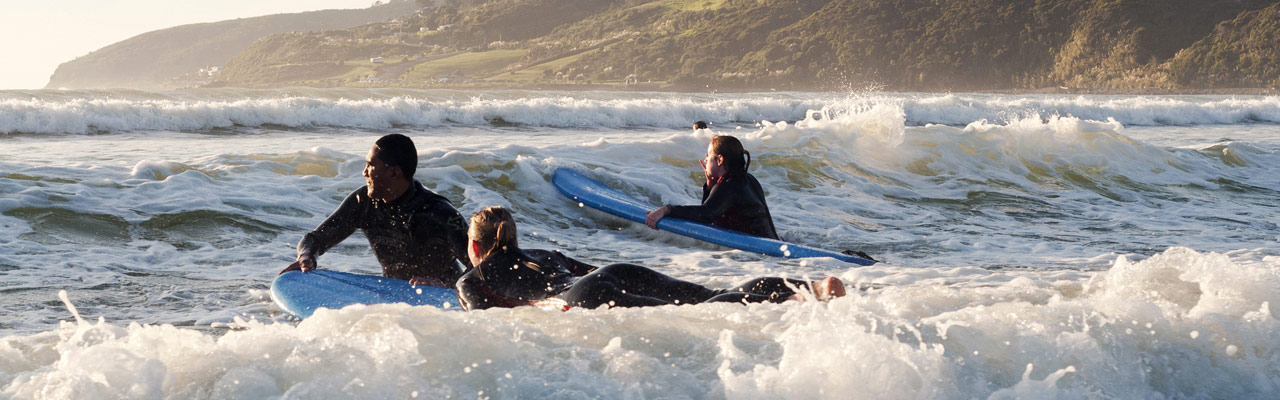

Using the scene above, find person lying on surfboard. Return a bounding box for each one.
[279,134,471,288]
[645,134,780,239]
[456,206,844,311]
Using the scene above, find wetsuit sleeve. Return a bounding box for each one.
[456,267,529,310]
[554,251,598,276]
[413,200,472,283]
[297,189,364,259]
[455,268,490,310]
[666,182,734,224]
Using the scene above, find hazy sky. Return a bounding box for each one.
[0,0,378,90]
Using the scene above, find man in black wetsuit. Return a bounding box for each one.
[279,134,471,287]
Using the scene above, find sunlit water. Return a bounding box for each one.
[2,89,1278,399]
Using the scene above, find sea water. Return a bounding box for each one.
[1,89,1278,399]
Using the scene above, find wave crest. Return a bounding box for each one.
[4,90,1279,134]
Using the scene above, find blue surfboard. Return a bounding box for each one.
[271,269,459,319]
[552,168,876,265]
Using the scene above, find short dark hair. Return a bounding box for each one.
[373,134,417,180]
[692,121,709,130]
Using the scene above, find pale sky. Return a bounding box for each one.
[0,0,380,90]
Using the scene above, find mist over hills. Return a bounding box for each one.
[48,0,1280,91]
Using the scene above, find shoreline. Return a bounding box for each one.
[214,82,1280,96]
[19,81,1280,96]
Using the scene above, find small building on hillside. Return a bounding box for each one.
[370,57,385,63]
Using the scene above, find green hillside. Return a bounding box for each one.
[196,0,1280,91]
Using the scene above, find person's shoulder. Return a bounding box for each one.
[347,186,369,198]
[457,265,482,282]
[408,183,460,213]
[339,186,372,206]
[517,249,571,268]
[523,249,560,260]
[409,182,452,205]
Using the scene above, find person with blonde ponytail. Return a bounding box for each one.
[646,135,779,239]
[456,206,845,311]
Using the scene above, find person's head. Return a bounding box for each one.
[467,206,519,266]
[364,134,417,201]
[702,135,750,180]
[692,121,709,131]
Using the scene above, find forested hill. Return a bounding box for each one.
[43,1,418,90]
[68,0,1280,91]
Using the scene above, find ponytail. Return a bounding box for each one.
[468,206,519,260]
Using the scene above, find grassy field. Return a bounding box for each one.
[403,49,529,81]
[661,0,727,11]
[488,49,601,84]
[330,60,379,82]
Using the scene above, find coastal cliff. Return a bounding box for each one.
[44,1,417,89]
[52,0,1280,91]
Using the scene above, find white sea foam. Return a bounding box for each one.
[3,90,1280,134]
[3,90,1279,398]
[901,94,1280,126]
[2,248,1277,399]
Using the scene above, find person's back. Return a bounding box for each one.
[676,172,778,239]
[456,248,595,309]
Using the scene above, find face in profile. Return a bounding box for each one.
[363,146,399,201]
[701,142,726,180]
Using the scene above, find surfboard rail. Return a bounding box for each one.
[271,269,459,319]
[552,168,876,265]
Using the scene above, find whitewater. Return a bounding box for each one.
[1,89,1278,399]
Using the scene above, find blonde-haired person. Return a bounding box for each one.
[455,206,844,311]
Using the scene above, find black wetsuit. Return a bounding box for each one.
[297,181,471,284]
[456,248,811,310]
[667,173,780,239]
[455,249,597,310]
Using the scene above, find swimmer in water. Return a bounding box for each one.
[455,206,844,310]
[646,134,780,239]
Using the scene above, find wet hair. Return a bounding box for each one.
[692,121,709,130]
[710,135,750,177]
[468,206,519,260]
[372,134,417,180]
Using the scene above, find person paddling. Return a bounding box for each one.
[280,134,471,287]
[456,206,844,310]
[645,134,780,239]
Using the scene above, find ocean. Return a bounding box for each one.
[1,88,1278,399]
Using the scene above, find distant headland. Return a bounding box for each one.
[46,0,1280,94]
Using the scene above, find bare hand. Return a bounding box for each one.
[409,276,446,287]
[645,206,670,229]
[279,253,317,275]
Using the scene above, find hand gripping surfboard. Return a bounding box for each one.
[552,168,875,265]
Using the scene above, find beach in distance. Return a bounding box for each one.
[1,88,1278,399]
